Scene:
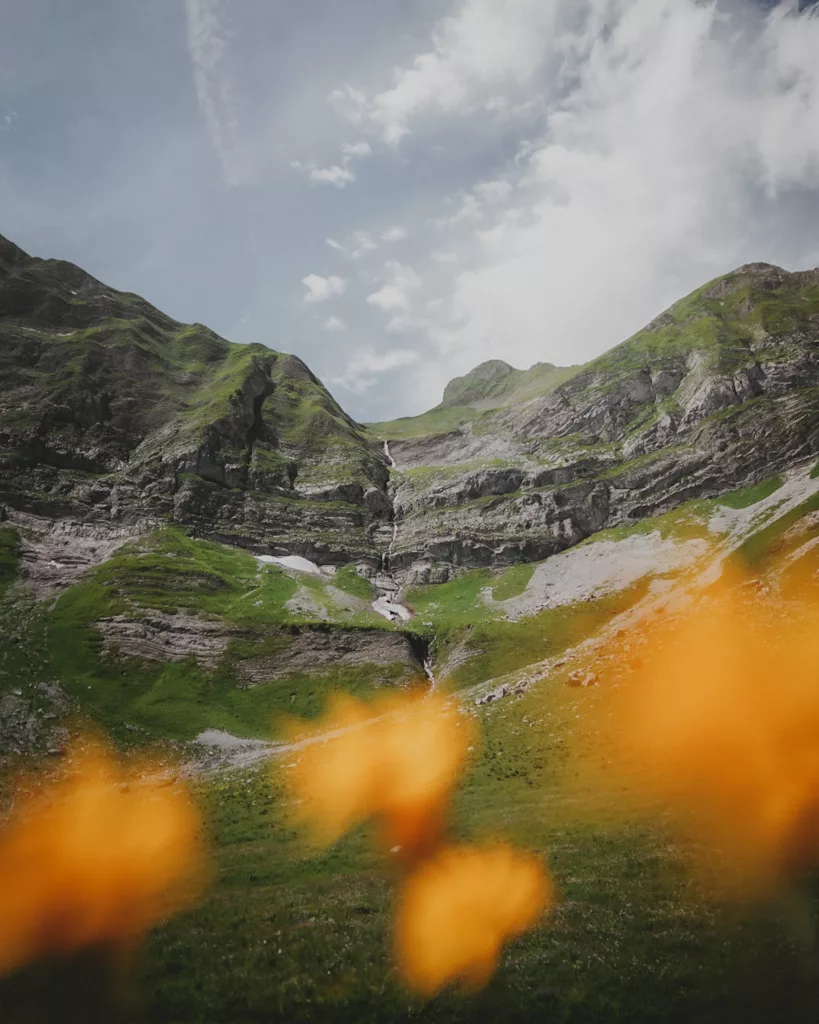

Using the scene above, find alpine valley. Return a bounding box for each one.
[4,231,819,1022]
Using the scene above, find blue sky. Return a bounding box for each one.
[2,0,818,420]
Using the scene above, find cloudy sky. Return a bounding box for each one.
[2,0,818,420]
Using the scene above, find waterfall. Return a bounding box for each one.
[383,439,397,470]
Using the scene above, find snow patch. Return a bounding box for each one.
[257,554,323,576]
[498,531,709,620]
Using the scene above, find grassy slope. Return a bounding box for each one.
[370,270,819,475]
[440,361,582,411]
[0,528,410,743]
[5,472,791,744]
[582,269,819,387]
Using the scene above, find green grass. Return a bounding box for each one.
[716,475,784,509]
[735,491,819,569]
[332,566,376,601]
[811,462,819,480]
[438,582,651,690]
[0,526,21,596]
[439,360,582,411]
[4,511,819,1021]
[366,363,583,441]
[59,650,407,742]
[577,498,716,547]
[491,563,536,602]
[406,569,497,629]
[405,563,651,690]
[7,665,818,1023]
[368,405,483,441]
[0,528,400,742]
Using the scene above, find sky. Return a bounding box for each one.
[1,0,818,421]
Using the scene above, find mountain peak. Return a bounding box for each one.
[439,359,574,411]
[440,360,516,408]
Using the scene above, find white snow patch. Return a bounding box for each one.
[499,532,709,620]
[257,554,322,576]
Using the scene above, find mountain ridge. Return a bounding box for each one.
[2,231,819,587]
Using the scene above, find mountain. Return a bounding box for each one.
[6,232,818,589]
[2,232,819,759]
[0,233,390,565]
[438,359,579,411]
[371,261,819,582]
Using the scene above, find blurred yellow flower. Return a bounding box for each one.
[0,739,207,976]
[394,844,551,995]
[588,568,819,892]
[284,692,475,857]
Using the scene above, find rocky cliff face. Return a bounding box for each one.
[0,234,390,567]
[374,263,819,581]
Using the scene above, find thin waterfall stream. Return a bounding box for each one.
[372,440,436,691]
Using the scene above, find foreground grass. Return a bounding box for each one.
[135,656,819,1024]
[7,674,817,1024]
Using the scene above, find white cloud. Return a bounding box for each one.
[326,230,378,259]
[328,85,367,125]
[346,0,819,395]
[308,164,356,188]
[350,231,377,256]
[323,316,347,332]
[297,138,371,189]
[474,179,513,204]
[431,193,484,229]
[382,225,408,243]
[295,133,373,191]
[183,0,248,186]
[386,314,416,333]
[302,274,347,303]
[331,0,561,145]
[342,141,372,158]
[366,262,422,313]
[330,347,421,394]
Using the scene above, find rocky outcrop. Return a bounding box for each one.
[94,613,424,686]
[96,613,252,668]
[236,628,424,686]
[7,509,146,598]
[0,680,73,765]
